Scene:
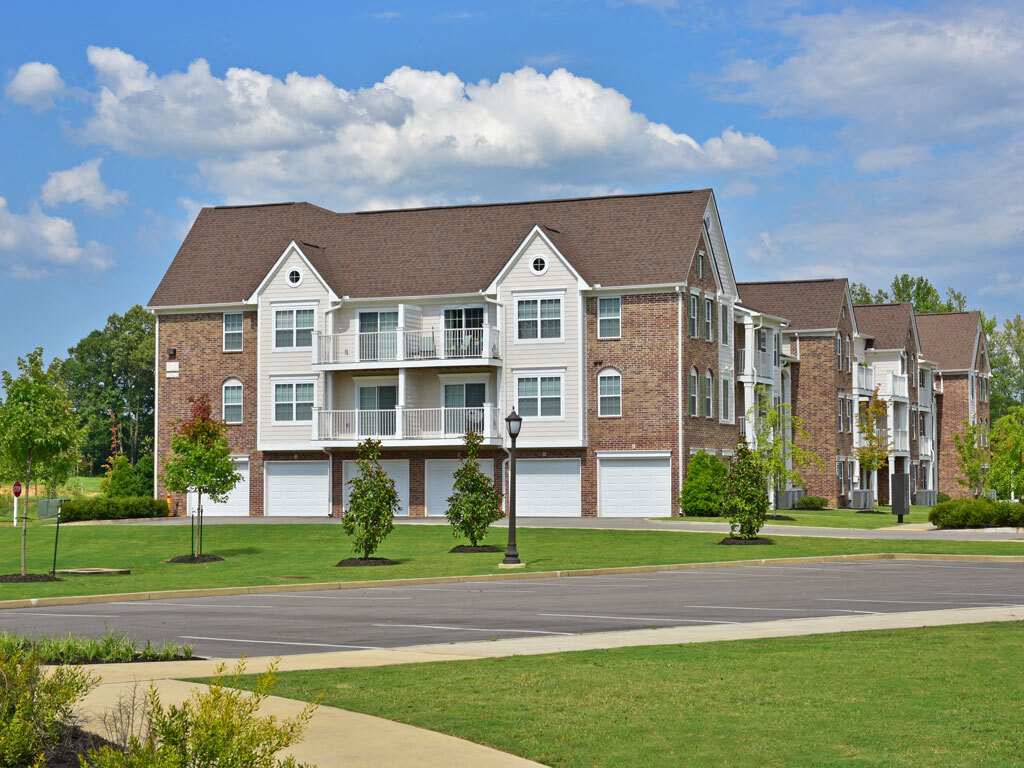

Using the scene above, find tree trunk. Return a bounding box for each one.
[21,454,32,576]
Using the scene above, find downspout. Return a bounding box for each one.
[676,285,684,500]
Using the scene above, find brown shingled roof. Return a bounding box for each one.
[853,303,917,351]
[148,190,713,308]
[916,311,982,370]
[736,279,849,330]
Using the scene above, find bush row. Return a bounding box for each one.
[59,496,170,523]
[795,495,828,510]
[928,498,1024,529]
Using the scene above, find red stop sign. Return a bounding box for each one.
[12,481,21,498]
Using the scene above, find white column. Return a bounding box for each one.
[311,330,320,365]
[312,406,320,441]
[483,325,492,360]
[744,319,755,377]
[483,402,494,439]
[871,469,878,506]
[744,381,756,447]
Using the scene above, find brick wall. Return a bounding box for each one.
[936,375,971,498]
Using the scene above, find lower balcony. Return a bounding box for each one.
[313,405,502,446]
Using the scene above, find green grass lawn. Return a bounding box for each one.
[665,505,934,529]
[0,523,1022,602]
[224,622,1024,768]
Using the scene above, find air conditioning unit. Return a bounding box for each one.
[850,489,874,509]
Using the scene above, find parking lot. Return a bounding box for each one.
[2,559,1023,659]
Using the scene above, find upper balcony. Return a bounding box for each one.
[919,434,934,457]
[893,428,910,452]
[853,365,876,396]
[876,372,909,401]
[312,405,502,446]
[737,347,774,380]
[313,327,501,370]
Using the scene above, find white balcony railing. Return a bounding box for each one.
[314,327,500,365]
[893,428,910,451]
[315,406,499,442]
[738,416,747,436]
[920,435,933,456]
[854,365,875,393]
[889,373,909,399]
[736,348,773,377]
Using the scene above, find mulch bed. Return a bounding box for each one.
[718,537,774,545]
[166,554,226,563]
[765,514,796,521]
[48,724,120,768]
[0,573,61,582]
[856,510,889,514]
[336,557,398,567]
[449,545,503,553]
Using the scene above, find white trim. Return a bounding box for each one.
[596,295,622,339]
[578,288,586,444]
[222,378,243,424]
[222,311,244,352]
[513,293,565,344]
[271,378,317,425]
[514,370,565,421]
[597,367,622,418]
[529,254,549,275]
[272,304,318,352]
[153,315,160,500]
[595,450,671,458]
[245,241,339,304]
[485,225,591,294]
[439,377,489,408]
[148,302,254,314]
[285,267,304,287]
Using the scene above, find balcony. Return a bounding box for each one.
[854,365,875,395]
[920,435,933,456]
[893,428,910,452]
[313,327,501,368]
[736,348,774,379]
[313,405,501,444]
[879,372,909,400]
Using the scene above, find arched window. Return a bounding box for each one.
[703,370,714,418]
[223,378,243,424]
[598,368,621,417]
[689,367,699,416]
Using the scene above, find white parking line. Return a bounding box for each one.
[679,604,878,614]
[113,602,282,609]
[2,612,117,618]
[179,635,380,650]
[264,595,414,600]
[371,623,574,635]
[883,562,1021,571]
[814,598,1016,606]
[938,592,1024,599]
[537,613,739,625]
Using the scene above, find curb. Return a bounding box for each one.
[5,552,1024,612]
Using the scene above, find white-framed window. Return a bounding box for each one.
[721,377,731,421]
[839,396,845,432]
[274,306,315,349]
[720,303,729,344]
[837,458,845,493]
[703,298,713,341]
[758,328,767,352]
[697,253,704,278]
[286,268,303,287]
[598,369,621,417]
[836,334,842,370]
[223,312,243,352]
[516,372,563,419]
[516,295,562,342]
[689,367,699,416]
[846,335,852,372]
[688,294,698,338]
[222,379,242,424]
[773,330,781,366]
[598,297,621,339]
[847,399,854,432]
[529,255,548,275]
[274,380,315,423]
[703,370,714,418]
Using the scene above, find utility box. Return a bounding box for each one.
[778,488,806,510]
[914,489,938,507]
[850,489,874,509]
[37,498,69,519]
[891,474,910,521]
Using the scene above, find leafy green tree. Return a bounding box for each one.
[60,305,155,471]
[160,394,240,558]
[721,442,770,540]
[989,314,1024,421]
[851,274,967,313]
[850,282,889,305]
[854,387,891,507]
[747,385,822,506]
[343,438,398,559]
[103,453,153,498]
[679,450,727,516]
[36,430,84,500]
[445,431,502,546]
[0,348,81,575]
[988,407,1024,500]
[953,420,989,499]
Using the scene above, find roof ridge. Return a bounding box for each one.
[916,310,976,317]
[738,278,845,286]
[212,202,299,210]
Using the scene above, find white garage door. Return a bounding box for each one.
[599,456,671,517]
[515,459,581,517]
[265,461,330,517]
[188,459,249,516]
[425,459,495,517]
[343,459,410,516]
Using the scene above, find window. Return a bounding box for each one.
[839,396,845,432]
[358,384,397,436]
[598,297,621,338]
[721,377,731,420]
[837,334,842,370]
[275,307,315,349]
[689,367,699,416]
[530,256,548,275]
[758,328,767,352]
[517,374,562,418]
[846,335,851,372]
[703,299,713,341]
[287,268,302,286]
[847,399,853,432]
[444,382,486,434]
[697,254,704,278]
[357,311,399,360]
[720,304,729,344]
[223,312,243,352]
[516,296,562,341]
[837,459,845,493]
[688,295,698,338]
[222,379,242,424]
[773,331,781,366]
[703,370,714,418]
[598,369,621,417]
[274,381,314,423]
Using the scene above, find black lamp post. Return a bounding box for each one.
[504,408,523,565]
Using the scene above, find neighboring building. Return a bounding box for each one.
[916,311,992,498]
[149,190,744,519]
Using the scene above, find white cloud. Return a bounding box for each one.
[0,197,114,275]
[5,61,65,110]
[69,47,776,209]
[854,145,930,175]
[40,158,127,212]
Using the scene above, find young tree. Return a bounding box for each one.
[160,394,240,559]
[747,385,822,507]
[855,387,892,507]
[0,348,80,575]
[342,438,398,559]
[36,431,84,500]
[989,407,1024,500]
[721,441,770,540]
[446,431,502,546]
[953,420,989,499]
[679,450,727,516]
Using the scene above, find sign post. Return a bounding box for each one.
[12,481,22,526]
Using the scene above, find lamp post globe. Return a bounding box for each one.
[503,409,522,565]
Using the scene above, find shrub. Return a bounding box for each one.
[929,498,1024,529]
[446,431,502,546]
[795,495,828,510]
[0,649,96,768]
[0,631,192,665]
[59,496,169,523]
[103,454,153,498]
[81,660,317,768]
[936,492,951,504]
[342,438,398,559]
[679,451,727,517]
[721,442,769,539]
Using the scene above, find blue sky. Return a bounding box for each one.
[2,0,1022,368]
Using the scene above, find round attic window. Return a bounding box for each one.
[530,256,548,275]
[287,269,303,287]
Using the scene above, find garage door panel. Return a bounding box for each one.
[516,459,581,517]
[426,459,494,517]
[266,461,330,517]
[599,457,671,517]
[343,459,410,516]
[189,459,249,516]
